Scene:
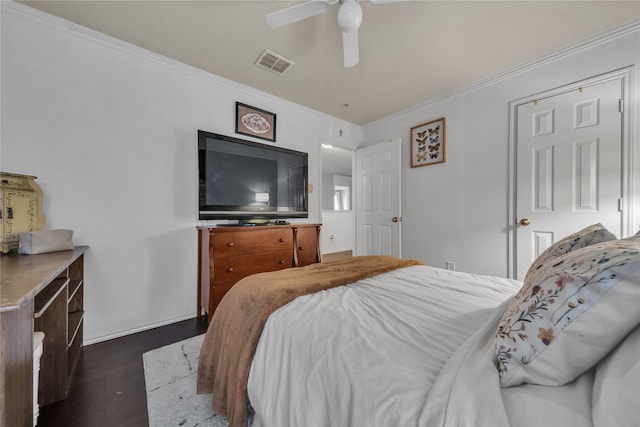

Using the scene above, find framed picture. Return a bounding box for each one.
[410,117,446,168]
[235,102,276,142]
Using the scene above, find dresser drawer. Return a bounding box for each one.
[212,229,293,257]
[294,226,320,266]
[212,250,294,285]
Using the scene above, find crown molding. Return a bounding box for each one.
[1,1,359,129]
[366,19,640,128]
[4,1,638,129]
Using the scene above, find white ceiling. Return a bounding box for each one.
[18,0,640,125]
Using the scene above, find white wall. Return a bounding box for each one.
[0,3,361,343]
[320,211,354,255]
[364,24,640,277]
[321,174,335,209]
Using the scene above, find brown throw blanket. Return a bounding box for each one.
[196,255,423,427]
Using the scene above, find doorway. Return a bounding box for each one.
[508,68,634,279]
[320,143,355,260]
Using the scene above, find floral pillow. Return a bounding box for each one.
[524,223,616,285]
[496,234,640,387]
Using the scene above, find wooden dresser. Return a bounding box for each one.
[197,224,321,318]
[0,247,86,426]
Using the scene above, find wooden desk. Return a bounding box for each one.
[1,246,87,426]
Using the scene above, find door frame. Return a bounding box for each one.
[507,67,636,279]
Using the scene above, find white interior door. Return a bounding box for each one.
[355,138,401,257]
[514,76,624,279]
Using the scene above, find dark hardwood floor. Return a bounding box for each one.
[37,317,209,427]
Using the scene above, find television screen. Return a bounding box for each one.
[198,131,308,221]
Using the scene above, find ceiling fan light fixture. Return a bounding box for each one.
[337,0,362,33]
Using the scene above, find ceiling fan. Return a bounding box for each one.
[266,0,405,68]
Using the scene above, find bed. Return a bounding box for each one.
[197,224,640,427]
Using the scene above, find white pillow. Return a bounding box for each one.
[524,223,616,285]
[592,325,640,427]
[496,235,640,387]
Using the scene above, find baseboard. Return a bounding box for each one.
[83,312,196,346]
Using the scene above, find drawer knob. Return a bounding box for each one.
[279,238,285,242]
[227,242,235,247]
[279,260,285,264]
[298,246,304,251]
[226,267,234,272]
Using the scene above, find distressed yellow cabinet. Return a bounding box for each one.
[0,172,46,253]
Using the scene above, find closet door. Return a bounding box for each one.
[515,76,624,279]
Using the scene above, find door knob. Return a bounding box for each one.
[392,217,399,223]
[520,218,531,226]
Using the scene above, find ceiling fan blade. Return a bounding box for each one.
[266,1,331,29]
[370,0,411,3]
[342,30,359,68]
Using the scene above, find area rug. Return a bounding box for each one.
[143,334,228,427]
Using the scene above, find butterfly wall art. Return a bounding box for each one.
[410,117,446,168]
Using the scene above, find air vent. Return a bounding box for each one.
[255,49,295,76]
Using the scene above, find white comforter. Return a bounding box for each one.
[247,265,521,427]
[422,298,596,427]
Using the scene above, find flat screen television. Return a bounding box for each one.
[198,130,308,222]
